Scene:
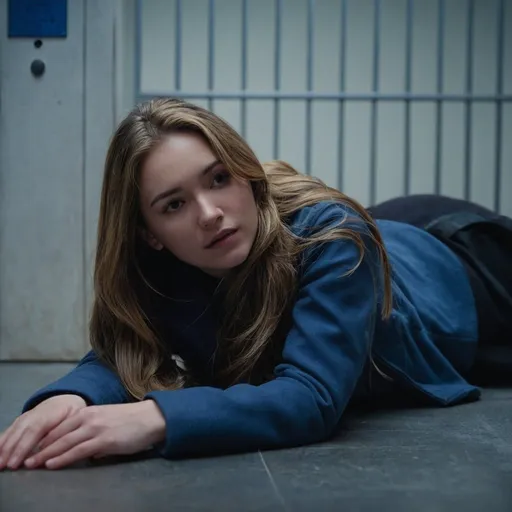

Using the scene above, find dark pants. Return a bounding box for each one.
[368,194,512,383]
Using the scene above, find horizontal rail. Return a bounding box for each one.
[137,91,512,102]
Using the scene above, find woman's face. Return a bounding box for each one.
[138,131,259,277]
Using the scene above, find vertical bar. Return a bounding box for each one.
[463,0,474,201]
[337,0,347,192]
[241,0,248,137]
[434,0,445,195]
[494,0,505,212]
[403,0,413,196]
[369,0,381,206]
[175,0,182,91]
[135,0,142,100]
[305,0,315,175]
[207,0,215,111]
[273,0,282,160]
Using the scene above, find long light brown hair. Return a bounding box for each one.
[90,98,392,400]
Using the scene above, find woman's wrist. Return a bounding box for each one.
[139,399,167,445]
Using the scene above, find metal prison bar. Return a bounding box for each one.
[135,0,511,212]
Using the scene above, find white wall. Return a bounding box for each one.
[133,0,512,214]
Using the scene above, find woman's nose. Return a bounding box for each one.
[197,198,223,228]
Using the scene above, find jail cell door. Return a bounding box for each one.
[0,0,115,361]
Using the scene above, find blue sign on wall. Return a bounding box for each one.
[8,0,67,38]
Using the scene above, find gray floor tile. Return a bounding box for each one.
[262,436,512,509]
[0,453,284,512]
[262,391,512,511]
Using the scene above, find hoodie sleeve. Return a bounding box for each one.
[22,350,131,413]
[145,203,382,458]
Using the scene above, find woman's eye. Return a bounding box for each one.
[212,171,230,187]
[165,199,183,213]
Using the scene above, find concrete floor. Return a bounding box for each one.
[1,362,511,511]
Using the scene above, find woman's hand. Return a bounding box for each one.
[22,400,166,470]
[0,394,87,471]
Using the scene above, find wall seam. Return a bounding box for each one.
[82,0,88,354]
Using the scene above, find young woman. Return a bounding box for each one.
[1,99,511,471]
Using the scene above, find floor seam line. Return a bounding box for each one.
[258,451,289,512]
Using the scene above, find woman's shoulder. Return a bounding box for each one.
[286,200,365,237]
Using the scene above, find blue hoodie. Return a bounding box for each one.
[22,201,480,458]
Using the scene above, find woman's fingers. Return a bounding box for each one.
[24,425,91,469]
[0,396,88,471]
[45,439,101,470]
[0,422,24,469]
[0,423,16,457]
[0,422,14,449]
[0,420,46,470]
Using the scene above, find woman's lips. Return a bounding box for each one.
[206,229,238,248]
